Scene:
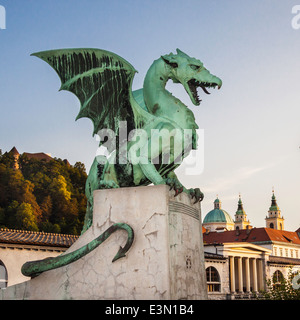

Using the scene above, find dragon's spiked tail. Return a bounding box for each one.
[21,223,134,278]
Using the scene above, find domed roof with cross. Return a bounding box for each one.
[203,197,234,224]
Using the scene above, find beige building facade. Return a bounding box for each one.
[203,192,300,300]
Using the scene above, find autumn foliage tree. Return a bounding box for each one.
[0,150,87,235]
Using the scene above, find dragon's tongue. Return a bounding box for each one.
[200,85,210,95]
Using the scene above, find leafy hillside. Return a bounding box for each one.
[0,150,87,235]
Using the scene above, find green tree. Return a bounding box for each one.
[5,169,24,203]
[2,167,41,220]
[259,268,300,300]
[0,207,5,227]
[28,171,51,203]
[39,220,61,234]
[69,162,87,194]
[0,152,15,168]
[0,163,8,205]
[21,179,42,222]
[5,200,20,228]
[0,149,87,235]
[39,195,53,222]
[49,175,71,201]
[15,202,39,231]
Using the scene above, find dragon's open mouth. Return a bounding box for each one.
[187,79,219,106]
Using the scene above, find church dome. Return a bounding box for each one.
[203,198,234,224]
[203,208,234,224]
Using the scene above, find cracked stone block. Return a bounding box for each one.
[1,185,207,300]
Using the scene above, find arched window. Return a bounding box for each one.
[270,223,274,229]
[206,266,221,292]
[0,261,8,288]
[272,270,284,289]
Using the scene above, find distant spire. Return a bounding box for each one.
[236,194,245,215]
[272,187,276,199]
[266,188,284,230]
[270,189,279,211]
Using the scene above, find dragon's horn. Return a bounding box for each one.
[176,49,189,57]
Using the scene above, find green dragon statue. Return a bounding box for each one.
[21,48,221,278]
[31,48,222,233]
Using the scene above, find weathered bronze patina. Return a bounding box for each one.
[21,223,134,278]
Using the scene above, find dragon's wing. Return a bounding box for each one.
[32,48,147,137]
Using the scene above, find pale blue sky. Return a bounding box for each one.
[0,0,299,230]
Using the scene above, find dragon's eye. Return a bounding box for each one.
[161,56,178,68]
[190,65,201,71]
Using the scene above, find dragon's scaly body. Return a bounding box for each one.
[71,49,222,233]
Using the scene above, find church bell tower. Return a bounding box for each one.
[234,194,251,230]
[265,189,284,230]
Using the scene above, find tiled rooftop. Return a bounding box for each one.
[0,228,79,248]
[203,227,300,245]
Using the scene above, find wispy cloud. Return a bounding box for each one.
[178,150,293,198]
[203,164,274,193]
[203,151,295,195]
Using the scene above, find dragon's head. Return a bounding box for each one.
[161,49,222,106]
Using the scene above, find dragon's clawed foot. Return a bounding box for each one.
[165,177,184,197]
[188,188,204,204]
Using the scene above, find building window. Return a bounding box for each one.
[206,266,221,292]
[279,248,283,256]
[0,261,8,289]
[273,270,284,289]
[296,250,299,258]
[285,248,288,257]
[274,247,277,256]
[291,249,293,258]
[270,223,274,229]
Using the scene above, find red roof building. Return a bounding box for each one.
[23,152,53,162]
[203,227,300,247]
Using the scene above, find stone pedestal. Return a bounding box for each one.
[1,185,207,300]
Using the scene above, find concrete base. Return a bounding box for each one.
[1,185,207,300]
